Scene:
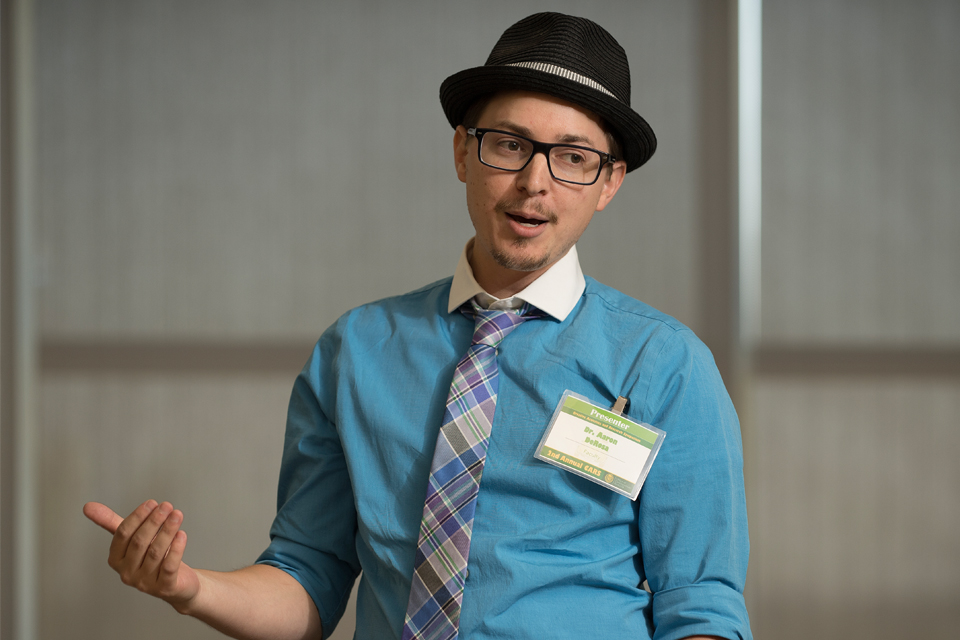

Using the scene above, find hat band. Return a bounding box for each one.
[505,61,618,100]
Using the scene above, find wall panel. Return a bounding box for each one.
[36,0,714,341]
[755,4,960,639]
[751,378,960,639]
[762,0,960,344]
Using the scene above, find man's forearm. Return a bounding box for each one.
[84,501,322,640]
[179,565,321,640]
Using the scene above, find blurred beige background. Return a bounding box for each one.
[2,1,958,639]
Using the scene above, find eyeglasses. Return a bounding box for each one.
[467,128,616,186]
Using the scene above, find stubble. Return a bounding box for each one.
[489,197,566,272]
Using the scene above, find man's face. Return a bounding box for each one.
[454,91,626,295]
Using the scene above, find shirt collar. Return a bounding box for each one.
[447,238,586,321]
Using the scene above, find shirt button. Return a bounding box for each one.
[464,568,470,580]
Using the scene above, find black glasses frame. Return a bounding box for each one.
[467,128,616,186]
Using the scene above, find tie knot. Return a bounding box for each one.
[463,301,541,348]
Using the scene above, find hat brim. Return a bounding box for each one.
[440,65,656,172]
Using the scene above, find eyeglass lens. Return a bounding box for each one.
[479,131,603,185]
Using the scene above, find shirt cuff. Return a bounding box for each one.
[256,536,359,640]
[651,581,753,640]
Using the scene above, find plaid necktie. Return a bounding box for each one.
[402,301,541,640]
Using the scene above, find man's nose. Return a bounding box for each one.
[515,151,551,193]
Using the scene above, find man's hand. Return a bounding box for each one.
[84,500,322,640]
[83,500,200,612]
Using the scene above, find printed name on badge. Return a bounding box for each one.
[534,390,665,500]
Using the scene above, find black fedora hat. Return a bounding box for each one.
[439,12,656,172]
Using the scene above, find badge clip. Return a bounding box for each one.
[610,396,629,416]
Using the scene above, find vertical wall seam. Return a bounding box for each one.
[734,0,762,620]
[738,0,762,349]
[13,0,39,638]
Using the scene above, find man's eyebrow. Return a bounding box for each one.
[489,120,598,147]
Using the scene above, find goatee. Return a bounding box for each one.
[489,198,561,272]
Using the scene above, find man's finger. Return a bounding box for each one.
[82,502,126,534]
[106,500,159,564]
[141,508,183,578]
[158,530,188,595]
[121,501,172,567]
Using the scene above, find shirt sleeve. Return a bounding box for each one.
[255,332,361,639]
[637,329,752,640]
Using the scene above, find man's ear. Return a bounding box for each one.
[453,126,469,183]
[595,160,627,212]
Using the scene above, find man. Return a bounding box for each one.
[85,12,751,640]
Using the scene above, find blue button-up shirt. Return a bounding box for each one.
[257,246,751,640]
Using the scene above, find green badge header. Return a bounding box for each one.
[561,396,657,448]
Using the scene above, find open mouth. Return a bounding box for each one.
[507,212,547,228]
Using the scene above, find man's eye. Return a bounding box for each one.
[558,150,586,164]
[496,139,523,152]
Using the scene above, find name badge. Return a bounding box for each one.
[535,390,665,500]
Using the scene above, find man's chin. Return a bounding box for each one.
[490,246,553,273]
